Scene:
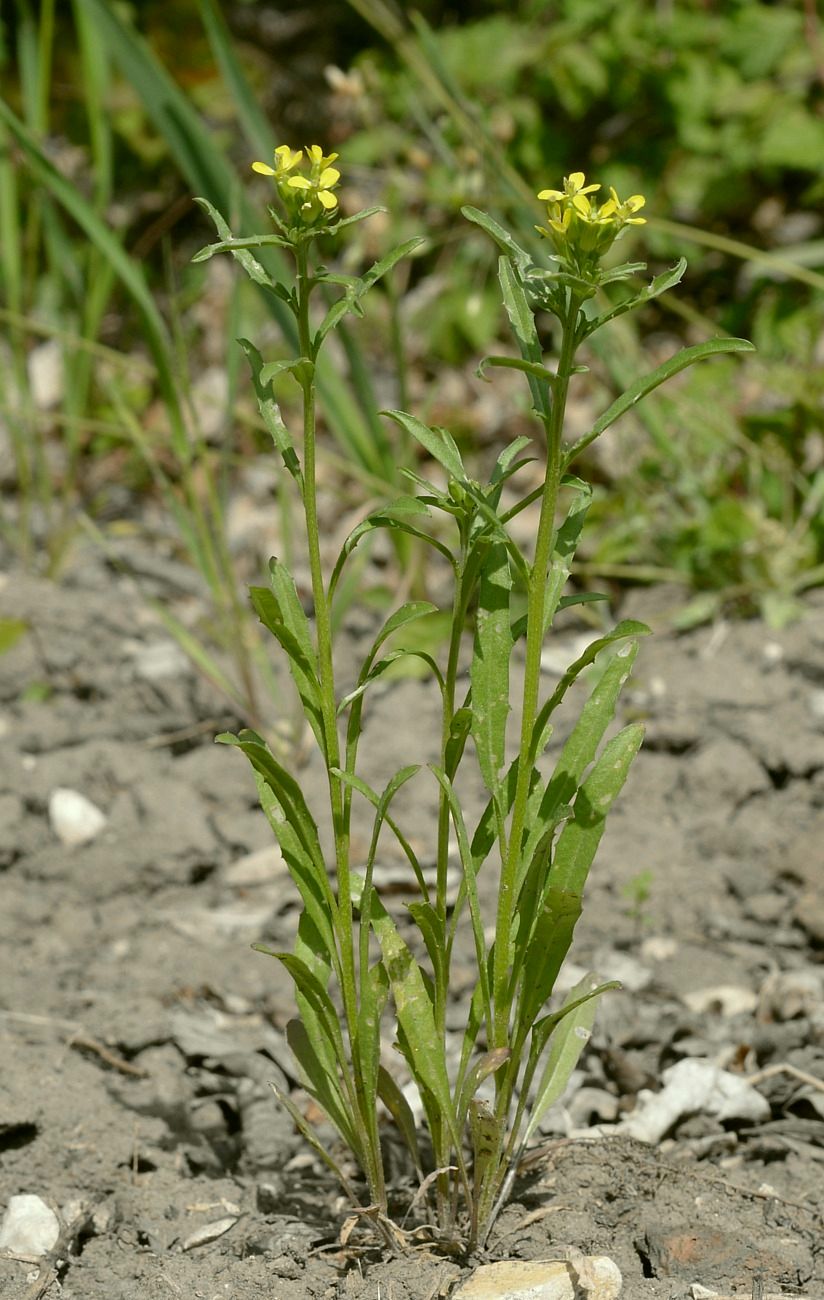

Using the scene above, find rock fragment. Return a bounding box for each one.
[620,1059,769,1143]
[452,1255,622,1300]
[48,788,107,847]
[0,1194,60,1256]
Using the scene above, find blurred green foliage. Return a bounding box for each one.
[1,0,822,626]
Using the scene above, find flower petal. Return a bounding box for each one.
[251,161,275,176]
[319,167,340,188]
[318,190,338,209]
[287,175,312,190]
[537,188,564,201]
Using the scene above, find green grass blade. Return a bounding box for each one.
[0,97,188,453]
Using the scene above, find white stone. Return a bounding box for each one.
[620,1058,769,1144]
[27,340,64,410]
[683,985,758,1017]
[0,1194,60,1256]
[222,843,287,887]
[48,788,107,847]
[129,639,190,682]
[453,1255,622,1300]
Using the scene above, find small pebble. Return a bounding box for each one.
[48,788,107,847]
[0,1194,60,1256]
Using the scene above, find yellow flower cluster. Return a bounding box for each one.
[252,145,341,225]
[536,171,646,266]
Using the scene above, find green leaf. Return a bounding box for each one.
[315,238,425,348]
[444,706,473,779]
[249,583,324,751]
[0,618,28,655]
[285,1018,358,1153]
[377,1065,423,1177]
[407,899,448,993]
[429,766,491,1032]
[468,1098,505,1224]
[530,622,648,762]
[497,257,549,420]
[333,769,429,899]
[259,356,314,387]
[365,889,460,1149]
[551,722,645,897]
[523,975,614,1143]
[456,1049,510,1132]
[517,889,582,1036]
[253,776,339,968]
[471,541,513,794]
[355,961,390,1134]
[270,1080,357,1197]
[192,230,289,274]
[220,729,327,888]
[382,410,466,482]
[562,337,756,470]
[522,640,641,877]
[477,355,559,388]
[338,648,445,714]
[238,338,302,484]
[582,259,687,338]
[257,949,347,1065]
[461,206,531,273]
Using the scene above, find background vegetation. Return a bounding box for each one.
[2,0,823,695]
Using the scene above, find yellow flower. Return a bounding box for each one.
[537,171,601,204]
[608,187,646,225]
[252,143,342,224]
[251,144,303,178]
[536,172,647,268]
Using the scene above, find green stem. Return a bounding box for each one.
[492,292,580,1048]
[294,240,386,1211]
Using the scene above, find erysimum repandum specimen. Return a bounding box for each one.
[191,151,753,1253]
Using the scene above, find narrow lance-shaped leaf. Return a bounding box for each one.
[285,1019,359,1154]
[530,622,649,762]
[581,258,687,339]
[470,540,513,796]
[253,774,339,966]
[551,722,645,898]
[271,1081,359,1198]
[523,974,614,1143]
[239,338,302,484]
[497,257,550,420]
[520,640,641,879]
[461,205,532,274]
[360,883,461,1151]
[315,238,425,348]
[382,410,466,482]
[562,337,756,470]
[377,1065,424,1178]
